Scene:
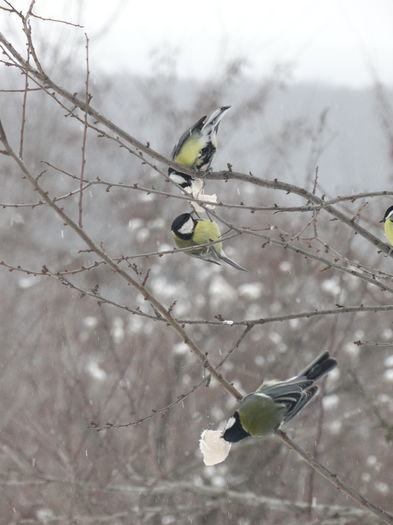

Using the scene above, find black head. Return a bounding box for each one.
[383,205,393,223]
[222,411,250,443]
[171,213,196,240]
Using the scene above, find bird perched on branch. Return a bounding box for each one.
[168,106,231,189]
[200,351,337,465]
[171,213,246,271]
[382,205,393,245]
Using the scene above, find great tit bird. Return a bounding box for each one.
[382,205,393,245]
[200,351,337,465]
[171,213,246,271]
[168,106,231,189]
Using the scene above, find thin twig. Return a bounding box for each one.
[18,44,30,158]
[277,430,393,525]
[0,87,42,92]
[29,10,83,27]
[0,181,94,208]
[0,120,241,400]
[1,22,393,523]
[215,325,253,369]
[349,370,393,443]
[1,29,390,257]
[5,256,393,331]
[90,376,210,431]
[79,33,90,227]
[0,477,375,521]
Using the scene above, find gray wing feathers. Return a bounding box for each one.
[261,382,318,423]
[218,251,247,271]
[257,351,337,424]
[261,380,314,398]
[281,386,318,422]
[171,115,206,159]
[195,245,246,271]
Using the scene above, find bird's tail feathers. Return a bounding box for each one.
[298,351,337,382]
[202,106,231,134]
[218,250,247,271]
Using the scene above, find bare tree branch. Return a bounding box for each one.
[0,29,389,257]
[78,33,90,227]
[0,119,241,400]
[277,430,393,525]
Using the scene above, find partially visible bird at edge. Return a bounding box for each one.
[382,205,393,246]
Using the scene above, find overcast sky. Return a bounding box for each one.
[6,0,393,86]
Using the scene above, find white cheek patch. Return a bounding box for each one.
[224,416,236,431]
[387,210,393,221]
[178,217,194,235]
[170,174,189,185]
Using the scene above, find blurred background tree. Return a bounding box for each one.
[0,2,393,524]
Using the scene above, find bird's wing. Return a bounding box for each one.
[200,244,227,266]
[260,378,314,394]
[171,115,206,159]
[260,381,317,423]
[192,251,222,266]
[218,250,247,271]
[194,243,246,271]
[281,386,318,423]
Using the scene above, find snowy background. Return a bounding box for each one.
[1,1,393,524]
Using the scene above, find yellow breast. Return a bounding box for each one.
[193,220,222,253]
[384,219,393,246]
[174,136,203,168]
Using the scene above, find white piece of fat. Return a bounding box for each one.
[199,429,231,466]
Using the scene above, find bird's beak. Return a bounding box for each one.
[379,219,385,223]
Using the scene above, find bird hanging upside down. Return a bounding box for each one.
[168,106,231,189]
[200,351,337,465]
